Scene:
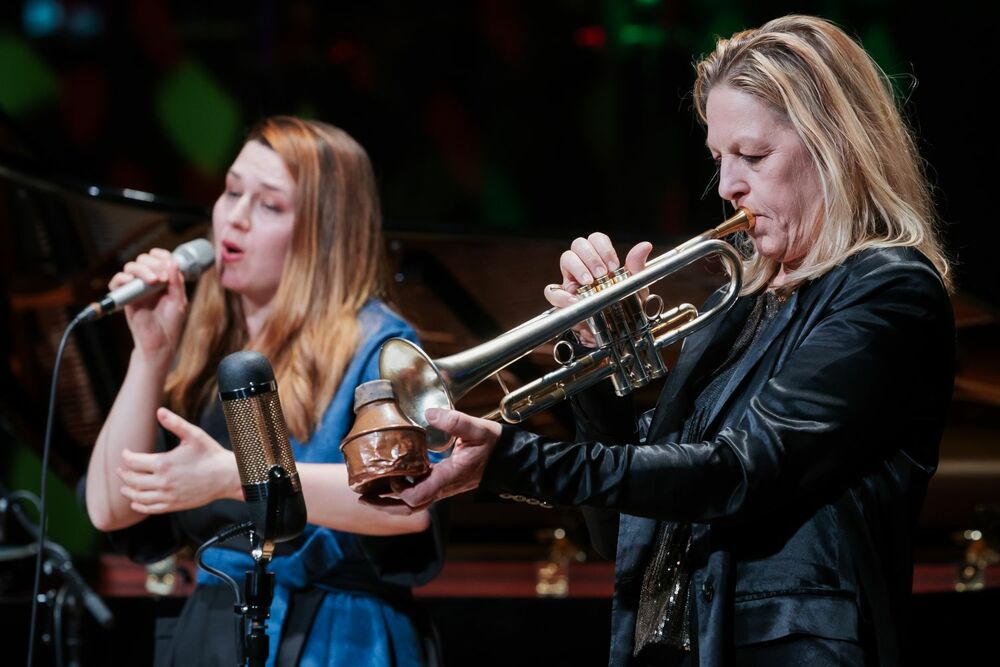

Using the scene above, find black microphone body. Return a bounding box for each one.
[78,238,214,322]
[218,351,307,555]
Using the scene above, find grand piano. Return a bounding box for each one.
[2,111,999,665]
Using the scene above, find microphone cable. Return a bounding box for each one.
[24,239,212,666]
[195,521,255,667]
[26,309,89,667]
[194,521,255,606]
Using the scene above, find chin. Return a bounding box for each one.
[752,241,777,261]
[218,276,246,294]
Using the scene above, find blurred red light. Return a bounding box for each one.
[574,26,605,49]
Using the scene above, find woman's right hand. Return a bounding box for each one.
[111,248,188,366]
[543,233,653,347]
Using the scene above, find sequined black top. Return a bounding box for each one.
[634,289,786,657]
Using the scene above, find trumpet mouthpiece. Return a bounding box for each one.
[713,208,755,238]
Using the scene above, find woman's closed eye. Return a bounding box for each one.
[260,200,288,213]
[710,153,764,166]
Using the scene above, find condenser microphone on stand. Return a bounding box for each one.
[216,350,307,667]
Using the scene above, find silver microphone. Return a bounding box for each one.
[78,238,214,322]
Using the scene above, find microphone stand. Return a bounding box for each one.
[53,584,84,667]
[242,532,275,667]
[1,489,114,667]
[195,523,279,667]
[1,542,88,667]
[238,464,297,667]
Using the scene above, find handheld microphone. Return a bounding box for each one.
[77,238,214,322]
[218,351,307,557]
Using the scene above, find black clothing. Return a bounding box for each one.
[481,247,954,666]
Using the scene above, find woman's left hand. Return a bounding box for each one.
[362,407,502,513]
[545,236,653,347]
[116,407,240,515]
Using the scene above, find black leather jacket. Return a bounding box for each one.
[481,246,955,666]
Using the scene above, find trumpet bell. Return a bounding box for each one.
[379,338,455,451]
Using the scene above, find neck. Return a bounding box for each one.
[769,266,790,289]
[770,254,807,289]
[242,295,274,339]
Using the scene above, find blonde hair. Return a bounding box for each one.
[693,15,950,294]
[165,116,390,441]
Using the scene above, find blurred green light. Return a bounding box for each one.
[295,101,321,122]
[699,12,747,55]
[482,165,522,228]
[155,60,241,176]
[619,24,666,47]
[0,33,59,115]
[6,442,99,558]
[861,22,901,75]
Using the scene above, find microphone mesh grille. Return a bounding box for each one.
[221,390,299,485]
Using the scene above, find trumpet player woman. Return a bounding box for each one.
[385,15,954,667]
[84,117,444,666]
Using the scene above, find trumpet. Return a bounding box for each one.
[380,208,755,450]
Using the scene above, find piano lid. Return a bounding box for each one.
[0,109,210,480]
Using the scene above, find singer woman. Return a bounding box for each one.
[84,116,443,666]
[385,15,955,666]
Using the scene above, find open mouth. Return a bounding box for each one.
[221,240,244,262]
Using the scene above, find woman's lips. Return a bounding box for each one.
[220,241,244,263]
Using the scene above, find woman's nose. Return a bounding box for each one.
[226,195,251,229]
[717,160,748,206]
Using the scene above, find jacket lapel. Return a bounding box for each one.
[701,290,801,433]
[646,294,754,441]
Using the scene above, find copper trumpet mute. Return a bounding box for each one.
[339,380,430,495]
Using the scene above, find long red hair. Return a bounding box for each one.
[164,117,390,441]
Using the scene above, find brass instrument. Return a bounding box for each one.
[380,208,755,450]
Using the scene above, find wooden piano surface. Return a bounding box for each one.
[97,553,1000,599]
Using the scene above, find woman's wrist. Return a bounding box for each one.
[221,451,243,501]
[129,346,174,377]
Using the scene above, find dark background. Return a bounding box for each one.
[0,0,992,300]
[1,2,997,664]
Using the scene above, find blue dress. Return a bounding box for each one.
[103,300,445,667]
